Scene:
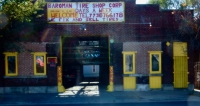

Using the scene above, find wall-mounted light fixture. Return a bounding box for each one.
[110,39,114,43]
[149,22,152,27]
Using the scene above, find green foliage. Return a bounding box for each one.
[0,0,47,53]
[0,0,46,22]
[149,0,200,51]
[148,0,189,9]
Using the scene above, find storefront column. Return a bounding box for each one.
[107,66,114,92]
[57,66,65,92]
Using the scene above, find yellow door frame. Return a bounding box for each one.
[148,51,163,89]
[122,51,137,90]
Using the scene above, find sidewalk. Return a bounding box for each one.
[0,86,200,105]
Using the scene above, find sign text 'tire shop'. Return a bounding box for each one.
[47,2,125,23]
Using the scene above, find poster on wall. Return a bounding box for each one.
[47,2,125,23]
[47,57,57,67]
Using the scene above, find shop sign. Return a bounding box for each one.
[47,2,125,23]
[47,57,57,67]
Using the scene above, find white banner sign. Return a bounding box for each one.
[47,2,125,23]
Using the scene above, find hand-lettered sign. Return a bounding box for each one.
[47,2,125,23]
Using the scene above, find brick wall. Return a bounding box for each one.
[18,43,46,76]
[3,42,56,87]
[123,42,161,74]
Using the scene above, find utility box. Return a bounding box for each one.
[83,65,99,77]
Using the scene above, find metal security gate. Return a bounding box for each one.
[173,42,189,88]
[173,56,189,88]
[194,62,200,90]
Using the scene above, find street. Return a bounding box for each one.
[2,101,200,106]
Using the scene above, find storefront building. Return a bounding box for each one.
[0,0,195,93]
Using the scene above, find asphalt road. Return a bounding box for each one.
[2,101,200,106]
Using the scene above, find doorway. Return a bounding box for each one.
[61,36,109,88]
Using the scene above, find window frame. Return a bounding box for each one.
[122,51,137,74]
[3,52,18,76]
[31,52,47,75]
[148,51,163,74]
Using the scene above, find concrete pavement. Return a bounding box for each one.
[0,85,200,105]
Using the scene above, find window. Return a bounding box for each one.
[148,51,162,74]
[31,52,47,75]
[3,52,18,76]
[122,51,137,74]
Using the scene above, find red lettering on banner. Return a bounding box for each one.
[93,3,105,8]
[51,13,60,18]
[48,3,51,8]
[73,18,82,21]
[109,18,115,21]
[79,13,87,18]
[96,13,102,17]
[86,18,99,21]
[82,3,89,8]
[99,8,103,12]
[102,8,112,13]
[76,9,88,13]
[50,3,72,8]
[77,3,89,9]
[109,3,122,8]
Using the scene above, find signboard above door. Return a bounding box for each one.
[47,2,125,23]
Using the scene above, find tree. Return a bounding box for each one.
[149,0,200,51]
[0,0,46,22]
[0,0,46,52]
[148,0,195,9]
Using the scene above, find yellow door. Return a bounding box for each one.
[148,51,163,89]
[173,42,189,88]
[122,51,137,90]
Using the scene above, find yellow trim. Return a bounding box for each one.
[123,77,136,89]
[31,52,47,75]
[148,51,163,89]
[57,66,65,92]
[122,51,137,74]
[148,51,162,74]
[149,76,162,88]
[173,42,187,56]
[3,52,18,76]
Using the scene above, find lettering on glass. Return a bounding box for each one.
[7,56,16,74]
[125,54,133,72]
[152,54,159,71]
[36,56,44,73]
